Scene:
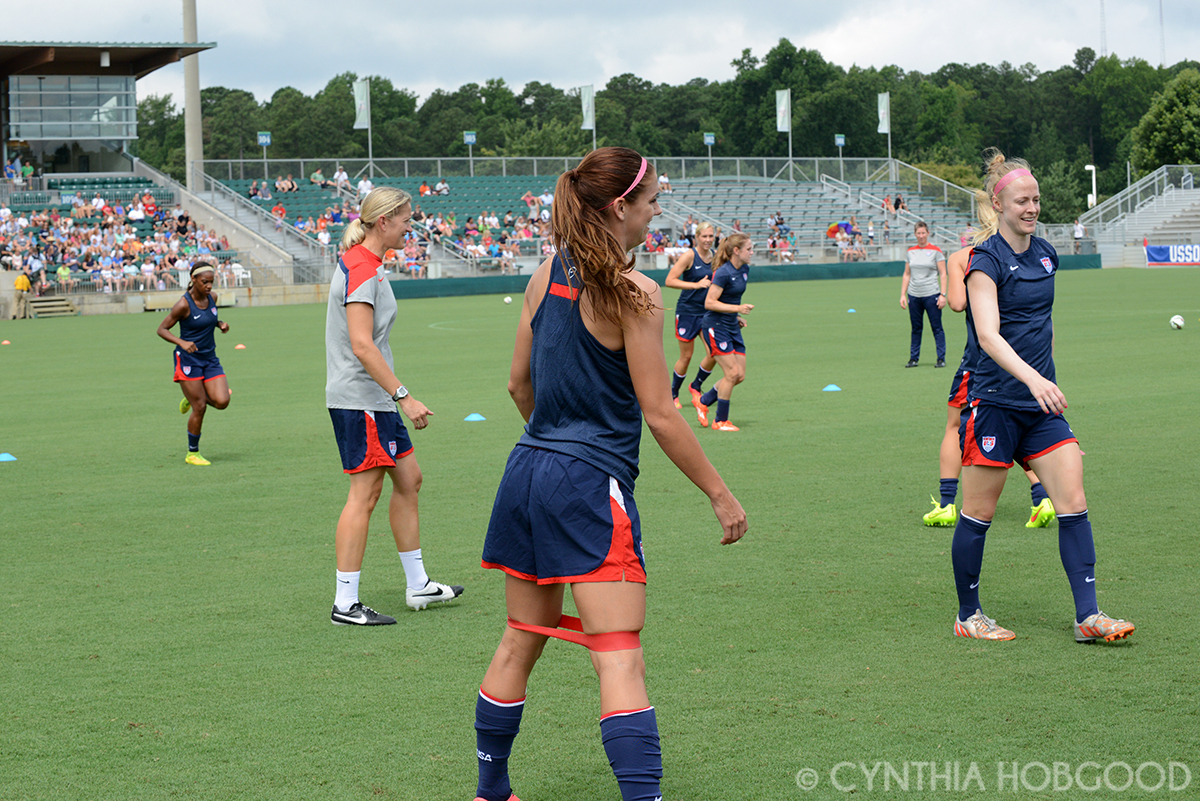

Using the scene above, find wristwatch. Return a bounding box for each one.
[391,385,409,401]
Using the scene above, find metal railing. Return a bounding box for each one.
[822,176,961,247]
[1079,165,1200,241]
[190,165,337,282]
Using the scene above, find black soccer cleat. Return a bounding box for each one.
[331,602,397,626]
[935,359,946,368]
[905,359,919,368]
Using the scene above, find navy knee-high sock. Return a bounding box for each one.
[1030,482,1049,505]
[691,366,712,391]
[1057,510,1098,623]
[187,431,201,452]
[939,478,959,507]
[600,707,662,801]
[715,399,730,423]
[670,371,685,399]
[951,513,991,620]
[475,691,524,801]
[700,387,719,407]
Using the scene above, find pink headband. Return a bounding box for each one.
[992,168,1033,197]
[604,158,648,209]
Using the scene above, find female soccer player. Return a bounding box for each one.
[694,233,754,432]
[924,235,1054,529]
[472,147,747,801]
[900,221,947,368]
[156,261,230,466]
[951,150,1134,644]
[324,186,462,626]
[665,221,717,410]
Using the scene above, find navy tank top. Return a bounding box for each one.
[177,291,220,357]
[517,252,642,490]
[675,247,713,316]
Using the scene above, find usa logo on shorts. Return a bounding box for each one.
[1040,257,1053,273]
[182,365,191,375]
[678,327,686,336]
[388,441,397,456]
[981,436,996,453]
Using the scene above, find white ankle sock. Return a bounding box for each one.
[398,549,429,590]
[335,570,360,611]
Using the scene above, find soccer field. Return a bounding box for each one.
[2,268,1197,800]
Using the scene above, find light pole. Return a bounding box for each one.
[1085,164,1097,208]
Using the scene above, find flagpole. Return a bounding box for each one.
[367,78,374,179]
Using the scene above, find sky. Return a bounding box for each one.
[33,0,1200,106]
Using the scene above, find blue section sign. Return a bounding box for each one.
[257,131,271,147]
[463,131,477,145]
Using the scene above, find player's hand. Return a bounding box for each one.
[711,490,747,545]
[1026,375,1067,415]
[739,303,754,314]
[698,277,712,289]
[217,322,230,333]
[936,295,947,310]
[398,396,433,429]
[737,318,747,328]
[900,296,909,309]
[180,340,197,353]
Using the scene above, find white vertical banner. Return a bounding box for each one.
[580,84,595,131]
[353,79,371,130]
[775,88,791,133]
[877,91,891,134]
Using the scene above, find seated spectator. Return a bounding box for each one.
[772,212,791,235]
[293,215,308,232]
[412,204,425,223]
[658,172,673,193]
[464,217,479,236]
[357,176,374,198]
[56,262,76,293]
[281,174,298,192]
[894,194,907,212]
[731,218,742,233]
[418,180,432,196]
[274,175,288,193]
[317,228,331,248]
[248,180,260,198]
[435,178,450,195]
[257,182,272,201]
[848,215,860,238]
[883,195,893,215]
[139,258,157,290]
[127,203,146,222]
[537,188,553,207]
[333,165,350,191]
[310,168,333,188]
[522,190,540,216]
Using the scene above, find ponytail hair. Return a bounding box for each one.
[341,186,412,250]
[550,147,655,325]
[712,232,750,271]
[972,148,1032,244]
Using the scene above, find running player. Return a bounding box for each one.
[156,260,230,466]
[473,147,747,801]
[900,221,947,368]
[695,233,753,432]
[951,150,1134,644]
[923,242,1055,529]
[665,221,716,410]
[325,186,463,626]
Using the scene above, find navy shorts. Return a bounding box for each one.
[960,402,1078,471]
[174,350,225,382]
[674,312,705,343]
[329,408,413,474]
[702,323,745,356]
[482,445,646,585]
[948,368,971,407]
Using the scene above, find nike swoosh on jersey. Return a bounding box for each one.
[1009,265,1019,271]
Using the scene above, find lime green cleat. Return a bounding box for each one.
[1026,498,1056,528]
[923,495,958,527]
[180,397,191,414]
[185,452,211,466]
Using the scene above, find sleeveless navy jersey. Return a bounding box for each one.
[964,233,1057,410]
[517,252,642,490]
[177,292,220,357]
[675,247,713,316]
[701,262,749,332]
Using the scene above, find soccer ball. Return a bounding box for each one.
[1170,314,1185,329]
[504,296,512,305]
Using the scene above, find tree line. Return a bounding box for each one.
[134,39,1200,223]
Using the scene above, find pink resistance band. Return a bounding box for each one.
[507,615,642,651]
[603,158,648,209]
[993,168,1033,197]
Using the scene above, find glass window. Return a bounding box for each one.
[70,76,99,91]
[40,76,69,91]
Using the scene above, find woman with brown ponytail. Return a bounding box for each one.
[472,148,748,801]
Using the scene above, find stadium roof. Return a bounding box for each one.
[0,42,216,80]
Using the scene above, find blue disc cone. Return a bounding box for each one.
[464,413,486,422]
[822,384,842,392]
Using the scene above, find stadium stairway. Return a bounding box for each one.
[28,296,79,318]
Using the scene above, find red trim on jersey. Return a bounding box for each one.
[1020,437,1078,470]
[948,370,970,407]
[963,247,980,276]
[908,243,944,253]
[341,245,383,298]
[549,282,579,301]
[961,406,1012,468]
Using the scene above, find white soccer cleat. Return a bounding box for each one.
[406,579,464,611]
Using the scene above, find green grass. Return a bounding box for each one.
[2,268,1198,800]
